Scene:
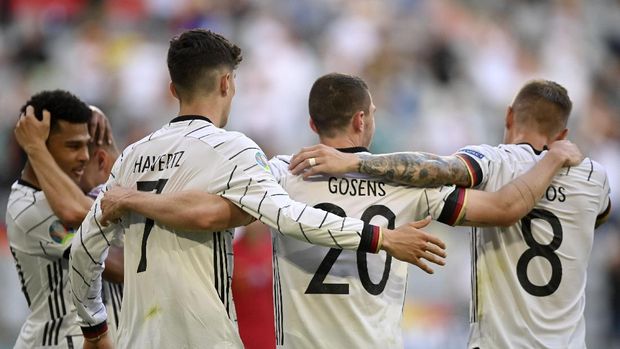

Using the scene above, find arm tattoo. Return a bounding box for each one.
[357,152,472,187]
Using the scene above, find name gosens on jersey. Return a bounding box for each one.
[268,147,468,349]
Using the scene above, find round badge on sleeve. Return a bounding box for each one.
[255,152,271,172]
[49,220,75,245]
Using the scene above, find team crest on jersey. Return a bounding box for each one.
[49,220,74,245]
[255,152,271,172]
[461,148,485,159]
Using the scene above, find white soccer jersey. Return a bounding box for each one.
[69,116,383,349]
[268,148,466,349]
[6,180,84,349]
[456,143,612,349]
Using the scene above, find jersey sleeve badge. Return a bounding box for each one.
[255,152,271,172]
[49,220,75,245]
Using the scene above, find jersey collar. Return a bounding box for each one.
[336,147,369,153]
[169,115,213,124]
[18,178,41,191]
[517,142,548,155]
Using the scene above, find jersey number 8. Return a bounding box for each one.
[516,209,563,297]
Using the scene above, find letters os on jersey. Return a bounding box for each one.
[457,143,611,349]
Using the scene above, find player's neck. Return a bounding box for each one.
[178,99,226,127]
[510,133,550,151]
[319,136,362,149]
[21,162,40,188]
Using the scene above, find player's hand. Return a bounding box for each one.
[289,144,359,179]
[83,331,113,349]
[101,186,135,225]
[547,140,583,167]
[380,216,446,274]
[89,105,113,145]
[14,105,50,154]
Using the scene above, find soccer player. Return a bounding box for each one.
[99,73,582,348]
[16,104,125,347]
[289,79,612,348]
[7,90,123,349]
[69,30,445,349]
[78,108,125,343]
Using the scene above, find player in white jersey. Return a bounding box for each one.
[69,30,446,349]
[6,91,123,349]
[99,73,582,348]
[78,120,125,343]
[290,79,612,348]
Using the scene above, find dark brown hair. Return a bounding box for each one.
[167,29,242,101]
[309,73,370,137]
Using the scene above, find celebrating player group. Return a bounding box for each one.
[6,28,611,349]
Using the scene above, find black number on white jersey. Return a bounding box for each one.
[305,203,394,295]
[516,209,563,297]
[136,179,168,273]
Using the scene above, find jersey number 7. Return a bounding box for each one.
[136,179,169,273]
[305,203,394,296]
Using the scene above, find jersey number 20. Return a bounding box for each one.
[516,209,563,297]
[305,203,394,296]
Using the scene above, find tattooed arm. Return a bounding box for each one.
[289,144,472,187]
[357,152,471,187]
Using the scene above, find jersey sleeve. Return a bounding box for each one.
[596,165,612,227]
[211,136,381,253]
[9,194,74,259]
[69,158,123,337]
[409,186,467,226]
[454,144,499,188]
[268,155,292,183]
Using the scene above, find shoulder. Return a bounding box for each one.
[189,128,260,154]
[460,143,540,161]
[457,143,501,159]
[6,183,49,222]
[270,154,292,167]
[577,158,609,186]
[268,155,292,180]
[87,184,106,199]
[7,190,58,239]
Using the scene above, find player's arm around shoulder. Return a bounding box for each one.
[99,185,253,231]
[101,134,255,231]
[70,172,125,334]
[455,140,583,227]
[289,143,474,187]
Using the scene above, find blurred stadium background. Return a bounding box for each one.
[0,0,619,348]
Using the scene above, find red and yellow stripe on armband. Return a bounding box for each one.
[437,187,468,226]
[455,153,483,188]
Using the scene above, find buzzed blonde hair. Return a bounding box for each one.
[511,80,572,137]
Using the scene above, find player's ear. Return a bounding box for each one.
[169,82,179,100]
[505,106,514,129]
[554,128,568,141]
[95,149,107,171]
[220,73,231,96]
[309,118,319,135]
[352,110,364,133]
